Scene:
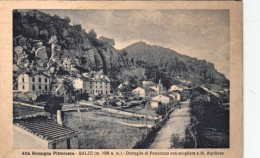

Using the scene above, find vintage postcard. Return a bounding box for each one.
[0,1,242,158]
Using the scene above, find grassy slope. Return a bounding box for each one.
[64,111,147,149]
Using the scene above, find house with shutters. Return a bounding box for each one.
[17,72,50,95]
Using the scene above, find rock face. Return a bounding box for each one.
[13,9,135,83]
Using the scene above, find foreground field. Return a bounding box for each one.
[64,110,148,149]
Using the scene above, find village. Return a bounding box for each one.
[11,9,230,149]
[13,70,229,149]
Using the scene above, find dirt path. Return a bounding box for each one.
[149,100,191,149]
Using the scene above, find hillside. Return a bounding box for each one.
[13,10,139,90]
[122,41,229,89]
[13,9,229,92]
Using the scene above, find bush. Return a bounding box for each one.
[156,103,168,116]
[170,134,184,148]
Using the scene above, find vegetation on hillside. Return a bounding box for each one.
[123,42,229,89]
[186,89,229,148]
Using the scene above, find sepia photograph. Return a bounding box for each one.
[12,9,231,149]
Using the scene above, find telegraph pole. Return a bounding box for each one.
[145,101,148,136]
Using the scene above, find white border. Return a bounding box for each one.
[244,0,260,157]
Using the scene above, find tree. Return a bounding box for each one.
[156,102,168,116]
[121,50,128,56]
[44,95,62,118]
[88,29,97,38]
[99,36,115,46]
[64,16,71,24]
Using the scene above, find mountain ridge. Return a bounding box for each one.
[122,41,229,88]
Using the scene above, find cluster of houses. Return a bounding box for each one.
[132,80,191,109]
[15,71,191,109]
[15,71,193,110]
[15,72,112,102]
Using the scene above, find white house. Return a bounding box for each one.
[152,94,172,104]
[132,87,157,99]
[17,72,50,95]
[151,94,173,109]
[73,75,111,95]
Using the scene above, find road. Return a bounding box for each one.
[149,99,191,149]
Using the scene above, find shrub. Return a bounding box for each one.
[170,134,184,148]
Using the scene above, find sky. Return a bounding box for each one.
[39,9,230,79]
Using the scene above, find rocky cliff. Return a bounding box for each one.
[13,10,135,83]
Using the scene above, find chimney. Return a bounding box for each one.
[57,110,63,126]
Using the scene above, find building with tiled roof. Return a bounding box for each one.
[13,114,78,149]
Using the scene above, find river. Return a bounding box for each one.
[149,99,191,149]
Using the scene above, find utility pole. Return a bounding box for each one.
[145,101,148,136]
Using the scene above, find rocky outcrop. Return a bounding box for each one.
[13,9,135,81]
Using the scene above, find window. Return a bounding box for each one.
[32,85,35,91]
[52,143,56,149]
[45,85,47,91]
[106,83,107,85]
[22,85,24,90]
[22,78,24,82]
[93,90,94,93]
[101,90,103,94]
[45,78,47,83]
[39,85,41,89]
[96,82,97,84]
[106,91,108,94]
[96,86,97,88]
[38,77,41,82]
[96,90,97,92]
[90,86,92,88]
[100,86,102,88]
[67,139,71,149]
[85,90,86,93]
[32,77,35,82]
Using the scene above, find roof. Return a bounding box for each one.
[19,72,50,78]
[149,86,158,91]
[14,115,77,142]
[142,81,156,86]
[152,94,171,103]
[200,86,220,98]
[152,94,170,100]
[168,85,183,92]
[168,94,176,99]
[133,87,156,92]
